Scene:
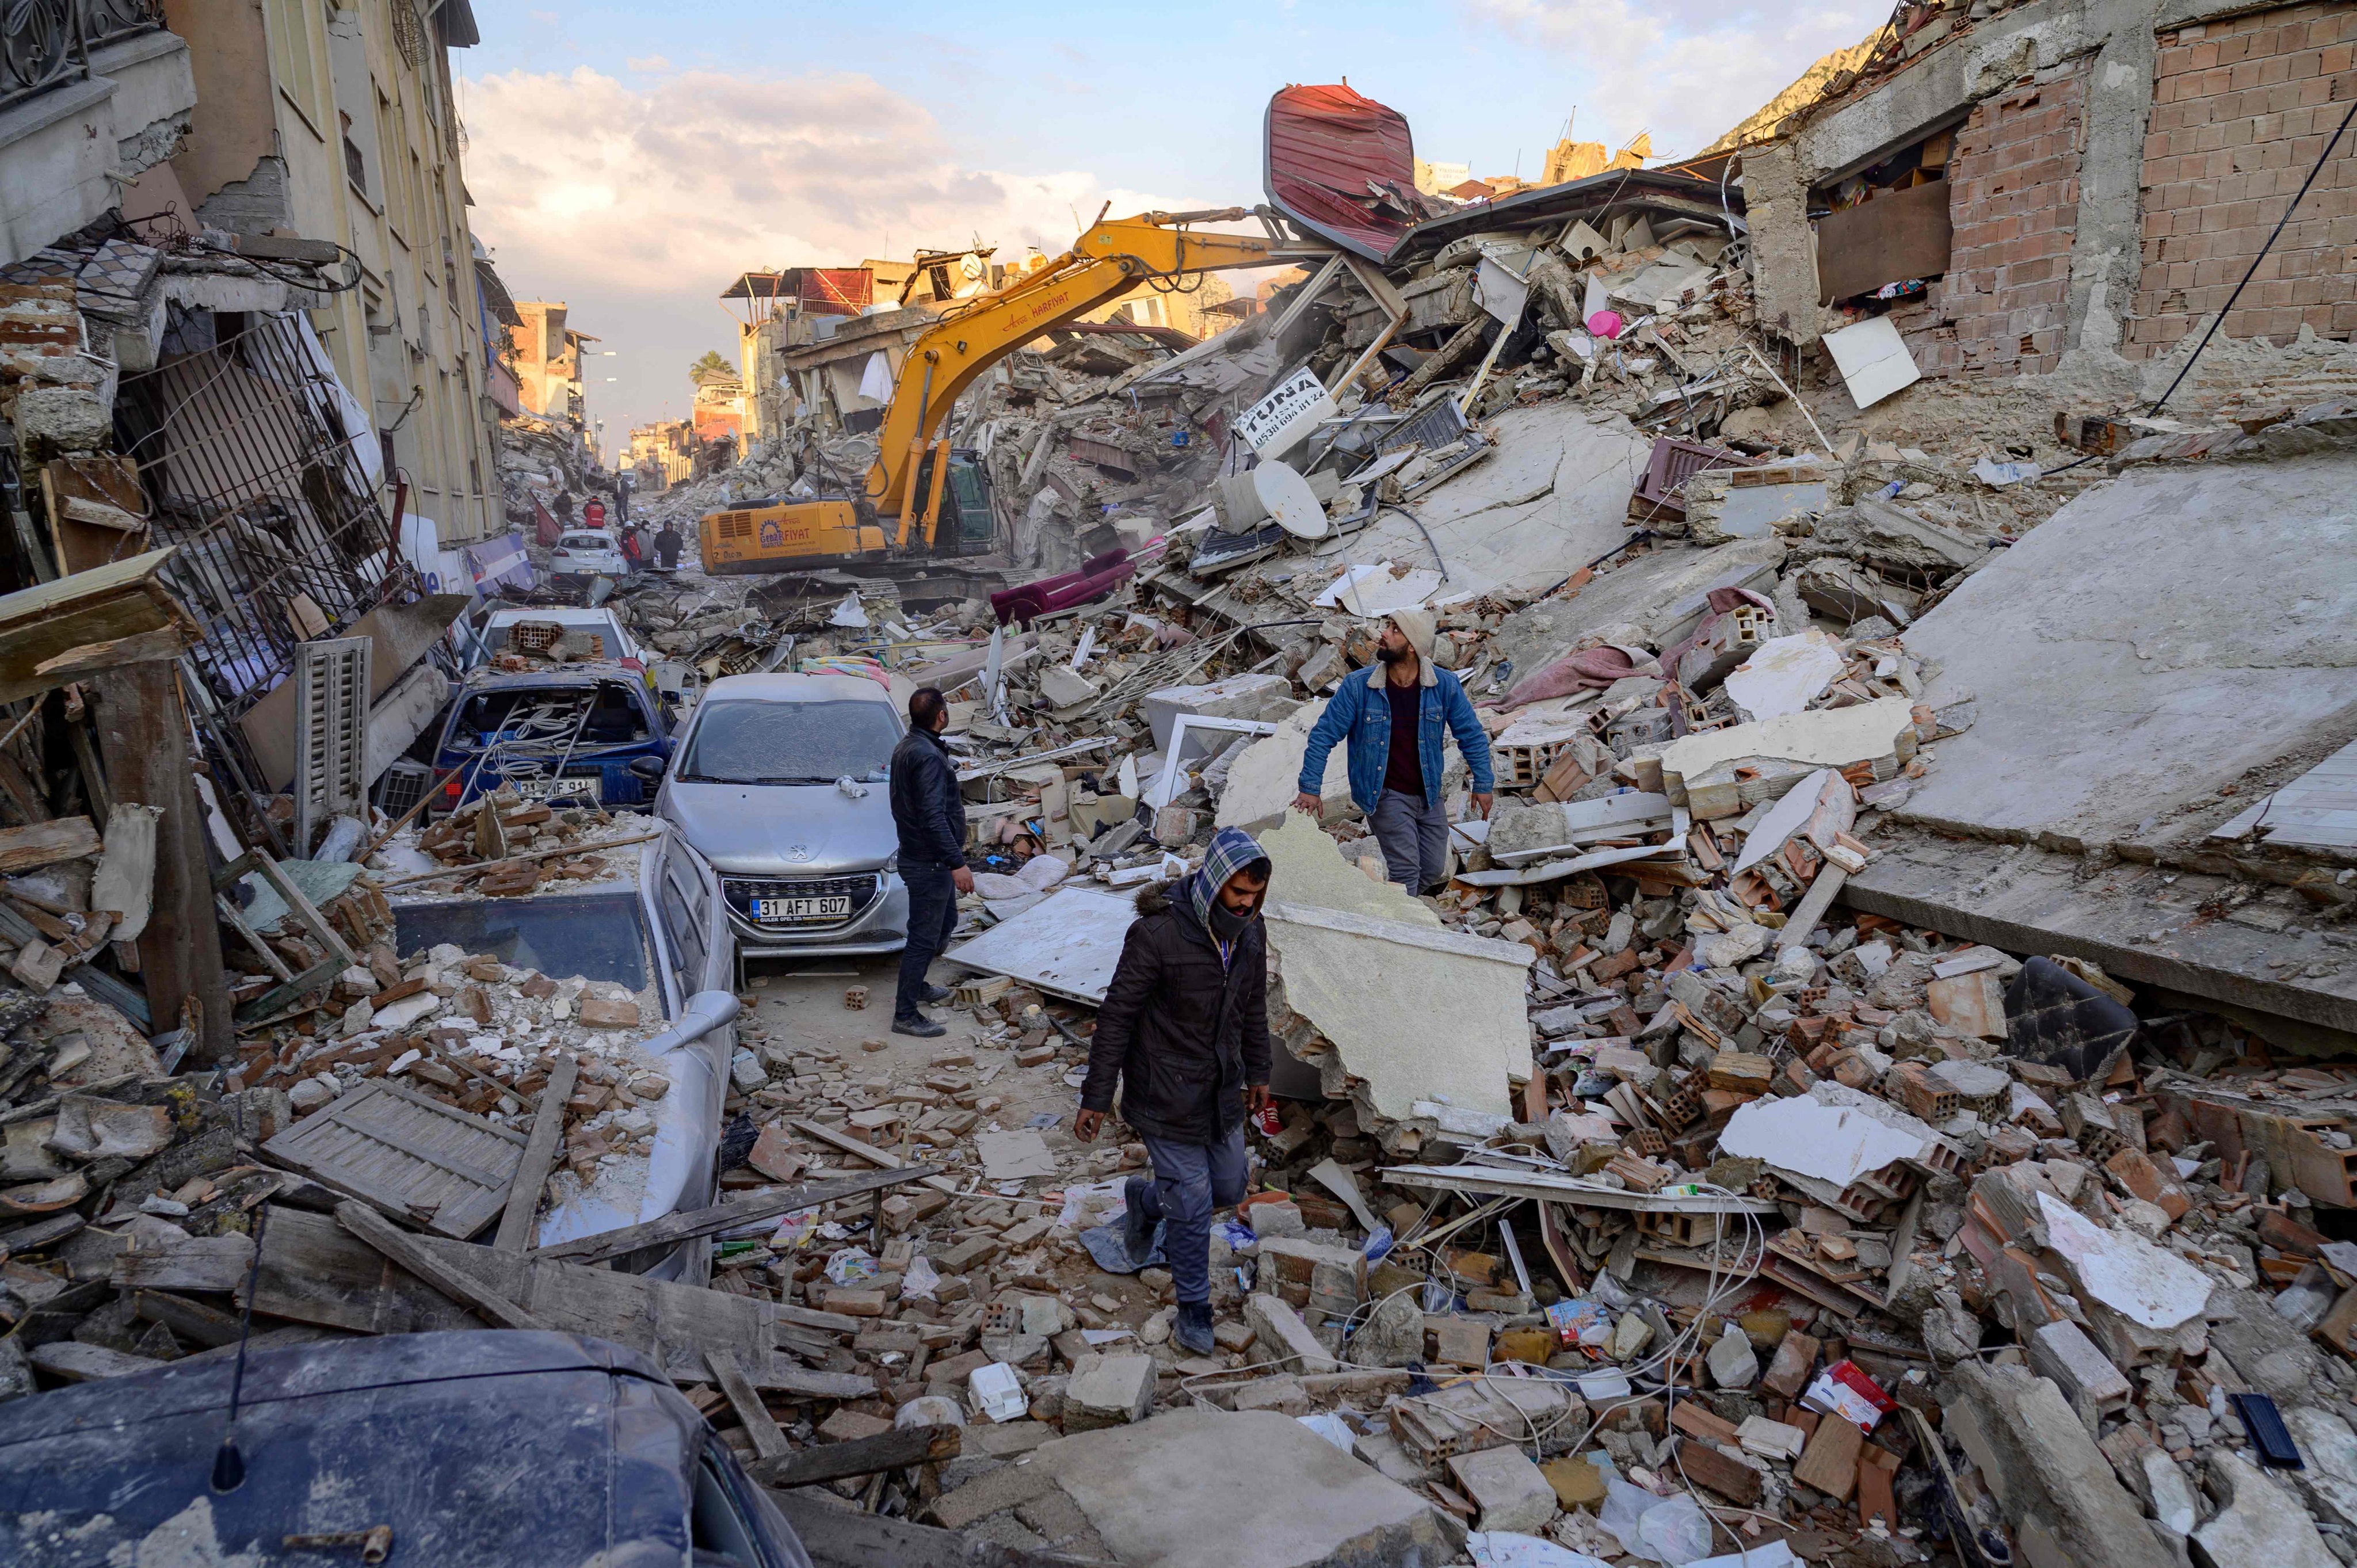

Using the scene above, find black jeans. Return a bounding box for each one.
[896,861,959,1020]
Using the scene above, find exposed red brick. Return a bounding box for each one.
[2128,2,2357,357]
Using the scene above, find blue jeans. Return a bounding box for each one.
[1370,787,1449,892]
[1134,1127,1249,1305]
[895,862,958,1020]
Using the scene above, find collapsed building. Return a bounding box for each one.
[7,6,2357,1568]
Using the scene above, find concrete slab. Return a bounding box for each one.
[1264,902,1535,1124]
[1898,454,2357,844]
[1843,831,2357,1045]
[1028,1406,1464,1568]
[1486,537,1786,691]
[1217,701,1353,833]
[1327,402,1652,599]
[1254,811,1440,928]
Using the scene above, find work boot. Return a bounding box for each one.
[891,1013,945,1039]
[918,983,954,1004]
[1173,1302,1216,1356]
[1122,1177,1157,1266]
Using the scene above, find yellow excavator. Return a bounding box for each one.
[697,208,1287,582]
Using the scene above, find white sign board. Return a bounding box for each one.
[1475,254,1531,326]
[1235,365,1336,460]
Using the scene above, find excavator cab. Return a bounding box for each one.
[911,446,996,555]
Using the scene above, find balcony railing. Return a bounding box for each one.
[0,0,165,115]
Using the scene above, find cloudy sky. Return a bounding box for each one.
[457,1,1880,449]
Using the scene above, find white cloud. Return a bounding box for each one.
[1456,0,1884,158]
[462,66,1192,438]
[623,54,672,73]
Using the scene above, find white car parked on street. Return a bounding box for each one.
[551,529,628,585]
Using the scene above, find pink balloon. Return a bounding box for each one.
[1586,309,1624,339]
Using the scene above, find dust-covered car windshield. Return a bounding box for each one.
[678,700,899,785]
[395,891,650,993]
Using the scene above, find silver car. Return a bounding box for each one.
[655,673,913,960]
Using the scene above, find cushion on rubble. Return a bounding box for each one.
[2002,956,2138,1082]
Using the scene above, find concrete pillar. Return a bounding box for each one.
[1743,140,1822,348]
[2064,0,2160,356]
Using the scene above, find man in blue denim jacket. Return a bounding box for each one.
[1292,608,1494,894]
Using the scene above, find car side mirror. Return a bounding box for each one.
[629,755,668,782]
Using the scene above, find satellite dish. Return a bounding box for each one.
[1252,460,1329,540]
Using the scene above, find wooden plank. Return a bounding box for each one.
[0,816,100,872]
[791,1117,962,1196]
[531,1164,933,1265]
[418,1234,845,1391]
[495,1052,578,1252]
[708,1346,790,1462]
[242,1205,485,1335]
[757,1366,879,1400]
[762,1485,1077,1568]
[90,662,230,1060]
[110,1231,255,1292]
[750,1424,961,1489]
[0,547,196,707]
[334,1201,549,1331]
[134,1288,243,1348]
[262,1079,525,1240]
[1816,179,1954,305]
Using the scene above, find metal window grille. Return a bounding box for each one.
[112,307,402,721]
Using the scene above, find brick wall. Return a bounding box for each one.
[2129,3,2357,359]
[1936,70,2091,377]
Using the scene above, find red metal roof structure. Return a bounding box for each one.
[1263,83,1437,262]
[719,269,874,327]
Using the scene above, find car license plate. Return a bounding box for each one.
[754,896,852,922]
[514,776,600,802]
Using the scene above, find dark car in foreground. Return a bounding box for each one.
[0,1331,811,1567]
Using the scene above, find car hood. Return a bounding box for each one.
[662,779,894,874]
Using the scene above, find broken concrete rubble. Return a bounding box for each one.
[17,33,2357,1568]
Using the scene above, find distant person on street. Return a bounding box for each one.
[654,521,682,570]
[619,525,644,574]
[888,686,972,1037]
[1075,826,1273,1357]
[1294,608,1494,894]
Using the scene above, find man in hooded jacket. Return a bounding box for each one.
[1074,826,1272,1356]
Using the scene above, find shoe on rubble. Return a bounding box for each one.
[1173,1301,1216,1356]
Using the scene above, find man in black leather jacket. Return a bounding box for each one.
[887,688,972,1037]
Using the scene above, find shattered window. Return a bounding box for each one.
[395,891,651,993]
[450,682,649,749]
[678,700,899,785]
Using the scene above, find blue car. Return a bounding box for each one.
[431,663,676,815]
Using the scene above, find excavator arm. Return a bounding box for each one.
[866,209,1284,546]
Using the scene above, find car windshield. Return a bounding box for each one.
[394,890,651,993]
[678,699,898,784]
[560,534,611,550]
[449,682,649,751]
